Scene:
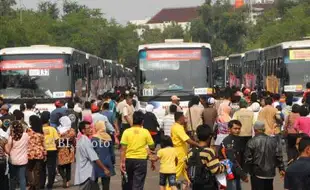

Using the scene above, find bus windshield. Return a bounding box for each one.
[0,54,71,99]
[139,48,211,97]
[284,49,310,91]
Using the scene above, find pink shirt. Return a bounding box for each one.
[294,117,310,136]
[7,132,29,165]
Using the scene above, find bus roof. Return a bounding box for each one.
[138,42,211,51]
[0,45,83,55]
[228,53,245,58]
[214,56,227,61]
[244,49,263,62]
[244,48,263,54]
[264,40,310,50]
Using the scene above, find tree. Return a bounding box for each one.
[63,0,87,15]
[0,0,16,16]
[38,1,59,19]
[140,26,163,43]
[190,0,248,56]
[162,22,185,39]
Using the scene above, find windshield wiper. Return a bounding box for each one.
[148,89,194,102]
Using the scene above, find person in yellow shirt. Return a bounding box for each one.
[40,111,60,189]
[170,112,200,187]
[120,111,154,190]
[152,135,178,190]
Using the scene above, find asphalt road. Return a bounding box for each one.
[52,150,285,190]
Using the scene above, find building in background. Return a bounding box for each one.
[130,7,199,35]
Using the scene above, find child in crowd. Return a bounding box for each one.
[151,135,178,190]
[219,120,248,190]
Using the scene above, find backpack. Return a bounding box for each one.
[187,147,216,187]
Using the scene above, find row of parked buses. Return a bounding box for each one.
[213,39,310,103]
[0,45,135,112]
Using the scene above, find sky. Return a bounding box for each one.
[19,0,206,24]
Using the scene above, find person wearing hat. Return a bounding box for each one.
[232,98,254,150]
[244,121,285,190]
[0,104,15,132]
[50,100,67,127]
[202,97,218,131]
[166,95,182,115]
[91,104,115,135]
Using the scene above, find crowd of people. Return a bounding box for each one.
[0,85,309,190]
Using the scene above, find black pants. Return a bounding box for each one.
[122,159,147,190]
[95,177,111,190]
[40,150,57,189]
[58,164,71,182]
[0,158,9,190]
[239,136,252,167]
[251,176,274,190]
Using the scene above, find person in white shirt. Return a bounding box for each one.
[161,105,177,136]
[166,95,182,115]
[23,101,37,127]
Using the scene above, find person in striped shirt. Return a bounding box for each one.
[187,125,226,189]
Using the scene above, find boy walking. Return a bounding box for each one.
[219,120,248,190]
[187,125,226,190]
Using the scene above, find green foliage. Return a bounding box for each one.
[190,1,248,56]
[0,0,16,16]
[247,2,310,50]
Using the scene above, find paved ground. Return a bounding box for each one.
[52,150,285,190]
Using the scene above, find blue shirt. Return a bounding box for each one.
[50,107,67,127]
[74,135,99,185]
[92,113,115,133]
[101,110,115,125]
[91,137,116,178]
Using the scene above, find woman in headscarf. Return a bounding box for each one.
[214,104,232,148]
[143,104,160,147]
[91,121,115,190]
[56,114,76,188]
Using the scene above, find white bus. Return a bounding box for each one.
[0,45,87,112]
[263,40,310,98]
[227,53,244,88]
[137,40,213,121]
[243,49,263,91]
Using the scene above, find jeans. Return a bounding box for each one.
[251,176,274,190]
[40,150,57,189]
[122,159,147,190]
[95,177,111,190]
[58,164,71,182]
[159,173,177,187]
[227,179,242,190]
[0,158,9,190]
[27,159,43,190]
[9,164,27,190]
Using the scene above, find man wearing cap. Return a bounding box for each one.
[232,98,254,154]
[91,104,115,134]
[244,121,285,190]
[0,104,15,132]
[166,95,182,115]
[201,97,218,131]
[50,100,67,127]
